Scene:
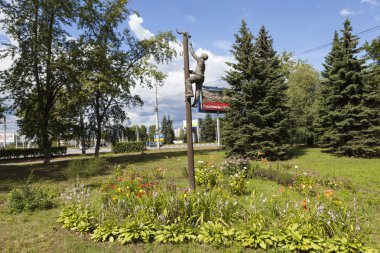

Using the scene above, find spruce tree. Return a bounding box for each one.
[315,32,341,145]
[317,19,380,157]
[161,115,174,144]
[166,116,175,144]
[200,113,216,143]
[224,22,292,160]
[223,20,255,156]
[161,115,168,144]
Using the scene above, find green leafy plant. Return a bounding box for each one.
[152,166,165,179]
[293,172,317,195]
[228,170,247,195]
[116,220,156,244]
[194,161,220,188]
[197,220,236,247]
[236,224,277,249]
[57,204,97,233]
[6,174,54,213]
[155,217,196,243]
[319,177,352,190]
[326,237,375,253]
[220,157,249,176]
[91,223,120,242]
[278,223,325,252]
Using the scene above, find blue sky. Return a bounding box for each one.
[1,0,380,133]
[126,0,380,129]
[129,0,379,69]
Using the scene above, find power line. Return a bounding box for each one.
[294,25,380,56]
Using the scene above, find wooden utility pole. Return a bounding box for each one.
[177,30,195,191]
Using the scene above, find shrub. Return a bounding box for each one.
[0,147,67,159]
[152,166,165,179]
[65,158,106,179]
[228,170,247,195]
[194,161,220,188]
[293,172,317,195]
[220,157,249,176]
[112,142,146,153]
[6,175,54,213]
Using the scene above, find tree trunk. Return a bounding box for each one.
[42,129,51,165]
[80,108,86,155]
[94,118,101,158]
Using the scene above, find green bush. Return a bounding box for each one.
[0,147,67,159]
[65,158,106,179]
[194,161,221,188]
[112,142,146,153]
[220,157,249,176]
[6,176,54,213]
[228,170,247,195]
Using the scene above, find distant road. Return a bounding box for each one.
[66,143,219,154]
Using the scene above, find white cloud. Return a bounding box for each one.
[185,15,196,24]
[127,14,232,128]
[339,8,361,16]
[215,40,231,51]
[129,46,232,128]
[360,0,379,6]
[128,13,154,40]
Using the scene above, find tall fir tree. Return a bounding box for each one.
[224,21,292,160]
[161,115,174,144]
[317,19,380,157]
[315,32,341,145]
[200,113,216,142]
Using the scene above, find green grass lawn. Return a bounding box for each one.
[0,147,379,252]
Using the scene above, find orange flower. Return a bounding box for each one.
[279,187,285,193]
[301,200,308,210]
[116,177,124,181]
[324,189,334,198]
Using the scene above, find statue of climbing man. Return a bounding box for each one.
[185,42,208,107]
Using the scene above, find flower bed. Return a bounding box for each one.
[57,160,376,252]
